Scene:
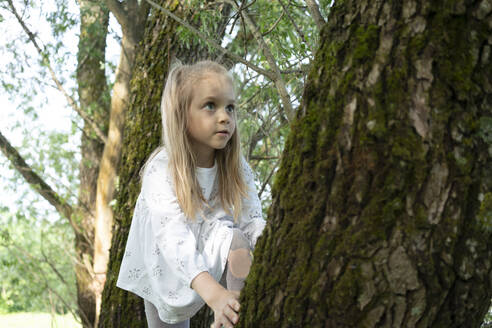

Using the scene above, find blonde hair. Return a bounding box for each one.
[143,60,249,222]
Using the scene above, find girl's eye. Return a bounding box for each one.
[204,102,215,110]
[226,104,235,113]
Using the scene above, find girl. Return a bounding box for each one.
[116,60,266,328]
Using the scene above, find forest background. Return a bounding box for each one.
[0,0,490,327]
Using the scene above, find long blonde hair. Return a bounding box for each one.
[143,60,249,222]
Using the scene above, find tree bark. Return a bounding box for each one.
[238,0,492,327]
[97,2,185,325]
[75,1,110,327]
[93,1,149,322]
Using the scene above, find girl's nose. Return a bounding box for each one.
[218,108,231,124]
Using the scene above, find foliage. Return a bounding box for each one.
[0,207,78,315]
[0,312,81,328]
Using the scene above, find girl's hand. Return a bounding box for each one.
[210,289,240,328]
[191,272,241,328]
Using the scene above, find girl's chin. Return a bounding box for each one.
[213,141,230,149]
[214,144,228,150]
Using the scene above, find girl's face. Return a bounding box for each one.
[187,71,236,167]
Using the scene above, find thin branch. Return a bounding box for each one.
[247,115,272,160]
[145,0,276,80]
[12,233,73,290]
[250,156,280,160]
[237,72,260,93]
[40,232,68,286]
[248,129,266,160]
[6,0,107,144]
[43,282,80,324]
[280,68,305,75]
[226,0,257,35]
[279,0,314,53]
[262,11,284,36]
[41,248,69,285]
[238,87,262,109]
[0,130,80,233]
[305,0,325,31]
[228,9,241,34]
[258,159,279,198]
[226,0,295,121]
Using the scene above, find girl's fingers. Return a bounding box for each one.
[215,315,234,328]
[225,304,239,324]
[227,298,240,312]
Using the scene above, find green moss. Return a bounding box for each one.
[414,204,430,227]
[365,105,387,138]
[353,25,380,64]
[408,34,427,58]
[327,263,360,312]
[477,192,492,233]
[390,127,423,161]
[386,66,409,105]
[429,12,479,100]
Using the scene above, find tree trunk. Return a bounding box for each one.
[92,4,149,321]
[238,0,491,327]
[97,2,184,326]
[76,1,109,327]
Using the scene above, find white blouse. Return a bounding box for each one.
[195,161,217,201]
[116,148,266,324]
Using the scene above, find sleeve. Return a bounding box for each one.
[141,152,208,288]
[238,155,266,250]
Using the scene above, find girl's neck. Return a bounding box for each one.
[196,152,215,168]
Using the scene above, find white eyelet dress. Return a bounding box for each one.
[116,148,266,324]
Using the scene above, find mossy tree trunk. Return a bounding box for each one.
[97,3,180,325]
[238,0,491,327]
[75,1,109,327]
[98,1,230,326]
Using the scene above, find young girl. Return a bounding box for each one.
[116,60,266,328]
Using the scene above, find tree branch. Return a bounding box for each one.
[258,159,278,198]
[40,232,68,286]
[0,130,78,231]
[279,0,314,53]
[250,156,280,160]
[6,0,107,144]
[145,0,276,80]
[104,0,128,30]
[248,124,267,160]
[305,0,325,31]
[226,0,295,121]
[262,11,284,36]
[137,0,151,27]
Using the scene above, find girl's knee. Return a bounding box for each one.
[230,228,250,251]
[227,248,251,278]
[227,229,252,278]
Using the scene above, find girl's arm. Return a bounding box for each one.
[142,152,209,287]
[238,156,266,249]
[191,272,240,327]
